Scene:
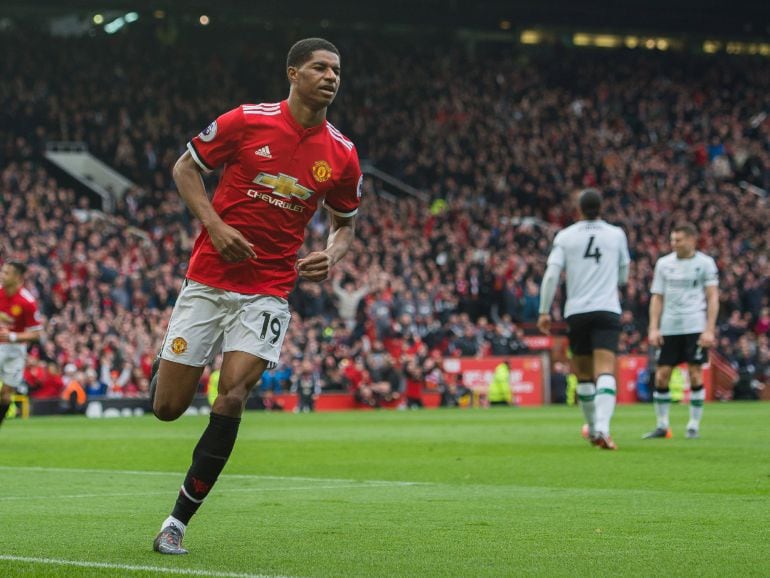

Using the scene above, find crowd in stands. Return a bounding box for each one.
[0,23,768,402]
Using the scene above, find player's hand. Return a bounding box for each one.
[537,314,551,335]
[208,222,257,263]
[698,330,715,348]
[296,252,333,282]
[648,328,663,347]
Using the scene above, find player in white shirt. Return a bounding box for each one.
[644,222,719,440]
[538,189,630,450]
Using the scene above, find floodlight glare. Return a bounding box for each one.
[104,17,126,34]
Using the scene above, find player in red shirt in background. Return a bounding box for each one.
[0,262,43,429]
[151,38,362,554]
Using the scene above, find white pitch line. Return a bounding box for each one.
[0,465,425,486]
[0,484,386,502]
[0,555,291,577]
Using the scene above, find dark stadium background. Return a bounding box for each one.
[0,0,767,413]
[6,0,770,35]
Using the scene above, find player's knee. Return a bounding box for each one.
[153,399,185,422]
[213,389,249,416]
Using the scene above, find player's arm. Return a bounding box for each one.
[648,258,665,347]
[699,285,719,348]
[537,262,562,335]
[617,229,631,290]
[172,151,256,263]
[648,293,664,347]
[537,235,565,335]
[297,213,356,282]
[619,230,631,286]
[618,262,629,286]
[0,303,42,343]
[0,327,40,343]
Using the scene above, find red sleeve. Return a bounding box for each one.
[187,106,245,172]
[24,300,42,331]
[324,147,362,218]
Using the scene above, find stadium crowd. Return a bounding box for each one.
[0,24,768,402]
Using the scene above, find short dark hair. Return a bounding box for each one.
[578,188,602,219]
[672,222,697,237]
[286,38,340,69]
[6,261,27,276]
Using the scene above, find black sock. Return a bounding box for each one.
[0,403,11,427]
[171,412,241,525]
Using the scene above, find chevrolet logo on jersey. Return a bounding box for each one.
[253,173,314,200]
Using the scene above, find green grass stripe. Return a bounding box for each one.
[0,403,767,577]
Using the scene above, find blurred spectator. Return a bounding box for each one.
[488,361,513,406]
[60,364,87,413]
[290,360,322,413]
[332,272,370,330]
[730,336,763,400]
[403,357,424,408]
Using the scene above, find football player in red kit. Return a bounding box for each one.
[0,262,43,429]
[151,37,362,554]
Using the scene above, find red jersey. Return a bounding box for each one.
[186,100,362,297]
[0,286,42,333]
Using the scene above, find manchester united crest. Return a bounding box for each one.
[10,305,22,317]
[312,160,332,183]
[170,337,188,355]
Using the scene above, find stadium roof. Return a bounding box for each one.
[5,0,770,38]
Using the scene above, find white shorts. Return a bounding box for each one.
[160,280,291,369]
[0,343,27,389]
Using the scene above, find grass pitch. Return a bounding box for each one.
[0,402,767,577]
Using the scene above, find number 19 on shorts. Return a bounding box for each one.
[258,312,283,344]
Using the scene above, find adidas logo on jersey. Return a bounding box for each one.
[255,145,272,158]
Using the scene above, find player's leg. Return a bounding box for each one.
[152,280,228,421]
[589,313,621,449]
[0,350,25,429]
[154,352,267,554]
[566,314,598,441]
[571,354,597,439]
[685,336,708,438]
[592,348,618,449]
[645,364,674,438]
[686,364,705,437]
[0,384,13,429]
[644,335,683,439]
[153,360,205,421]
[154,293,290,554]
